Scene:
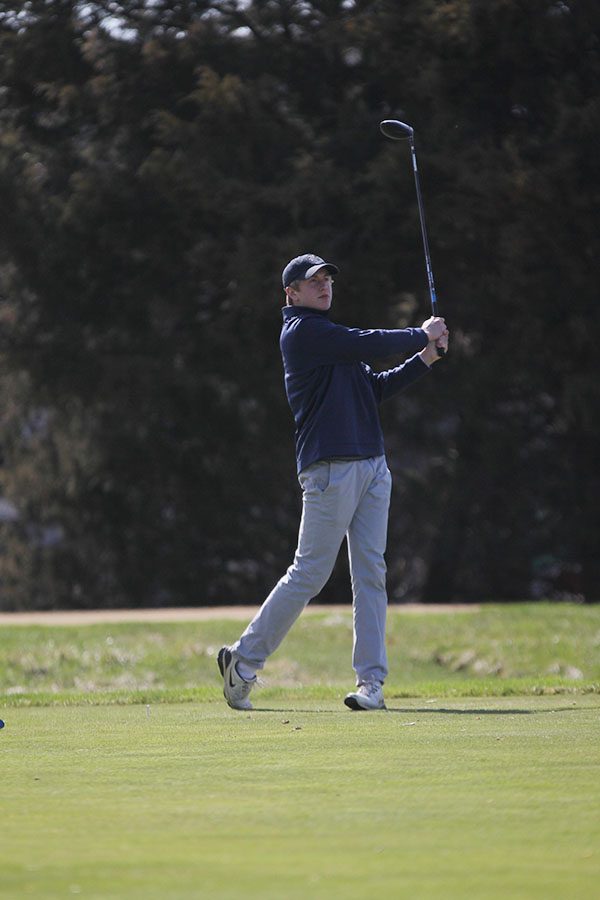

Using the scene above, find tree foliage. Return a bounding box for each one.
[0,0,598,608]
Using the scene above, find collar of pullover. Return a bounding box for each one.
[282,305,330,321]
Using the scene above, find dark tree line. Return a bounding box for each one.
[0,0,598,609]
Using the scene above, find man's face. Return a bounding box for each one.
[286,269,334,310]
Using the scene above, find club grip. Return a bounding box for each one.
[430,298,446,359]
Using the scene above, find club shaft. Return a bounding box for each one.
[408,138,438,316]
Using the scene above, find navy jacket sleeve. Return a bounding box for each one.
[365,354,431,403]
[285,315,428,369]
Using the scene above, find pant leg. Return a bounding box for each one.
[346,456,392,685]
[233,461,362,670]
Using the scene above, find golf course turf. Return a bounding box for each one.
[1,604,599,898]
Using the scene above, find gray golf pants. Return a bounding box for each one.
[233,455,392,685]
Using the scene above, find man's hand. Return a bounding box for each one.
[421,316,446,342]
[419,329,449,366]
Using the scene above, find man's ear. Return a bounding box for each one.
[284,287,295,306]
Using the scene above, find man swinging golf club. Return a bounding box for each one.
[218,253,448,710]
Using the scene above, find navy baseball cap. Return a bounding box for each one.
[282,254,339,288]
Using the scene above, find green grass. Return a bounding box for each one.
[1,604,599,898]
[1,698,599,899]
[1,603,599,706]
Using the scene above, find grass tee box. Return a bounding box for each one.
[1,604,599,899]
[1,697,599,899]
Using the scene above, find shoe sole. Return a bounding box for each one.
[344,695,386,711]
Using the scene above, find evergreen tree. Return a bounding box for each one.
[0,0,598,607]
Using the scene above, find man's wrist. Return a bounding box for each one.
[419,345,440,367]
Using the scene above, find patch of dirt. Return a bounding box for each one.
[0,604,479,625]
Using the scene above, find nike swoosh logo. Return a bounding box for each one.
[228,663,237,688]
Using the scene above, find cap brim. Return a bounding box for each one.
[304,263,339,279]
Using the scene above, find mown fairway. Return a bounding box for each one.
[1,698,599,899]
[1,604,599,898]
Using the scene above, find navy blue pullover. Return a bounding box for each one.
[280,306,430,473]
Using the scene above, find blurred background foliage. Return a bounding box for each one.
[0,0,598,609]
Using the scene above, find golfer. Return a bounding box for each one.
[218,253,449,710]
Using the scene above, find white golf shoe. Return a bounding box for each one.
[218,646,256,710]
[344,681,386,711]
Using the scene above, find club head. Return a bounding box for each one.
[380,119,414,141]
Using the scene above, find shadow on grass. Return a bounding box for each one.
[252,708,537,715]
[251,705,598,716]
[388,705,599,715]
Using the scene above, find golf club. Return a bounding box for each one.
[380,119,445,356]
